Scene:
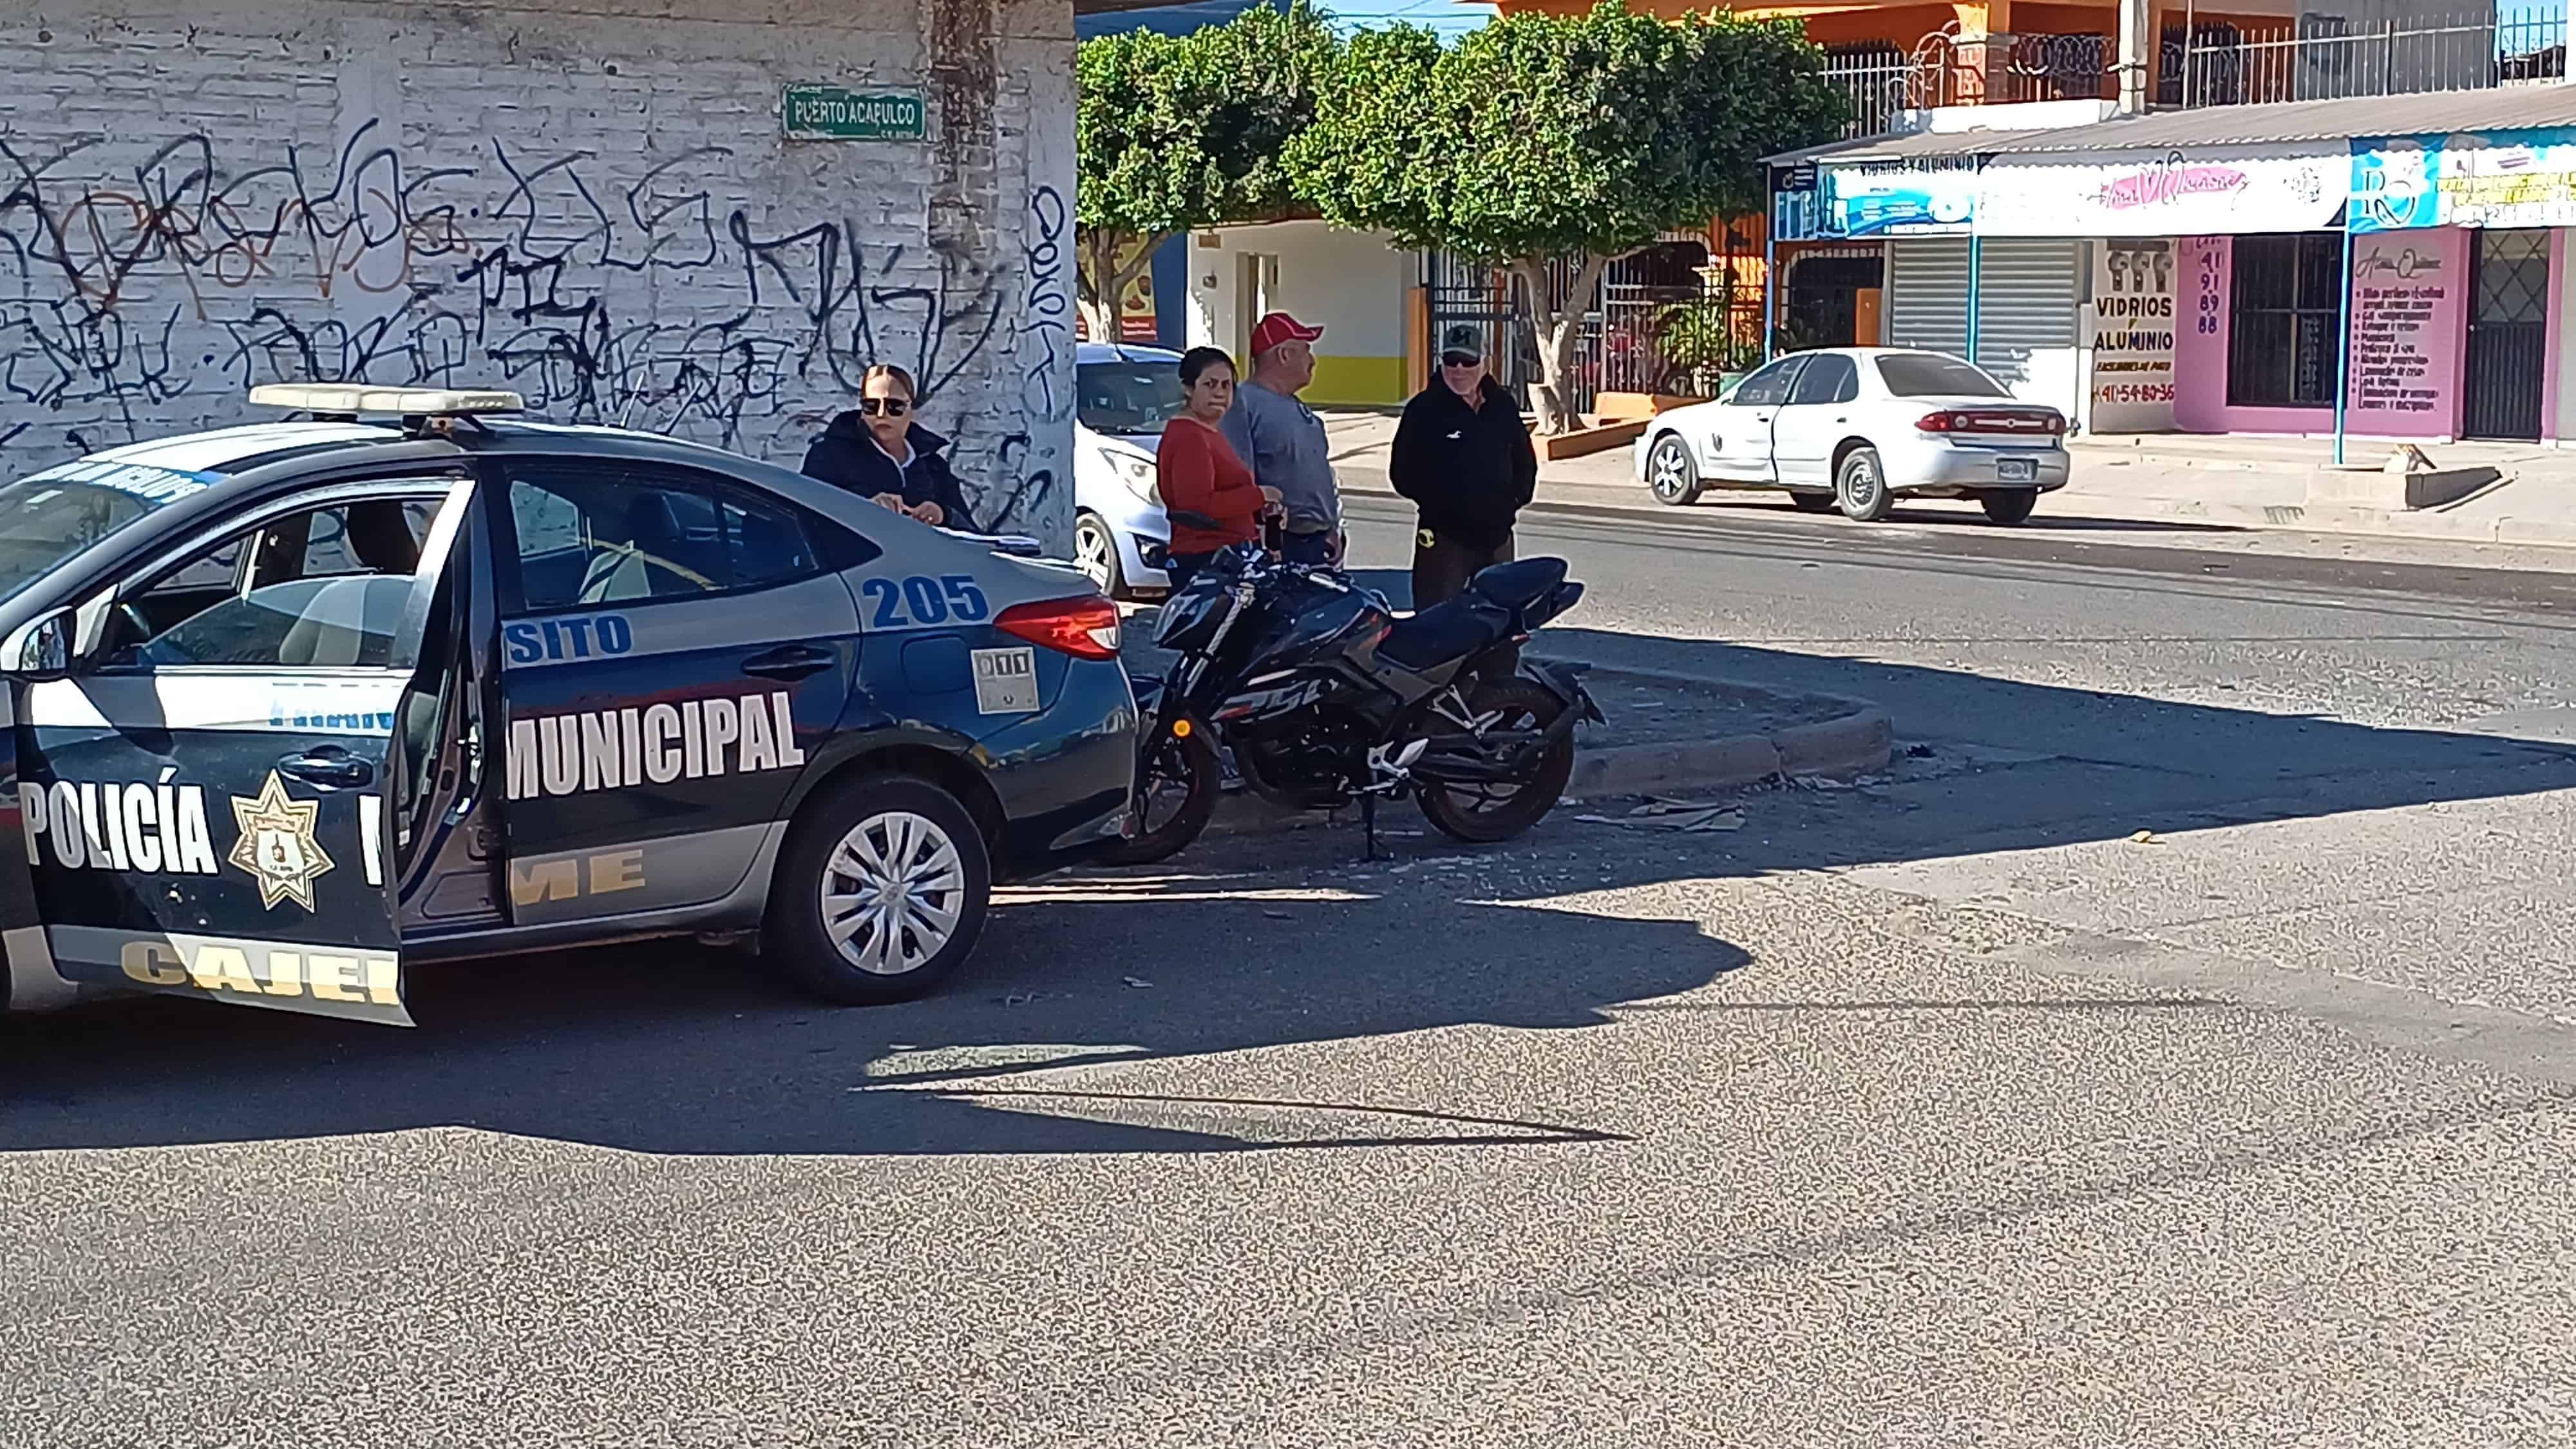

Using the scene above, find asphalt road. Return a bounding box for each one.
[6,495,2574,1447]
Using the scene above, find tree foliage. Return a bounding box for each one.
[1289,2,1845,430]
[1074,1,1342,339]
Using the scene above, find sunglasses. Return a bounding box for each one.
[1441,354,1484,368]
[859,397,911,417]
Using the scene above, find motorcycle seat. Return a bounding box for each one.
[1376,593,1514,672]
[1466,557,1567,611]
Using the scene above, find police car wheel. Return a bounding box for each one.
[768,774,992,1005]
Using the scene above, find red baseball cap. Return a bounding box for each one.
[1249,311,1323,356]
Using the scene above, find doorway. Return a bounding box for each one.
[2464,229,2550,441]
[1783,252,1887,352]
[1236,252,1280,365]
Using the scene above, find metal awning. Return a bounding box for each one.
[1770,86,2576,167]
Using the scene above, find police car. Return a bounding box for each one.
[0,386,1136,1027]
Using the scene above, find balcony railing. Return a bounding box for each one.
[1822,45,1909,139]
[1819,8,2571,140]
[2163,5,2566,109]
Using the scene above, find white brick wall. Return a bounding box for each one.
[0,0,1077,542]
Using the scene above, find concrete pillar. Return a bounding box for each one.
[2117,0,2150,112]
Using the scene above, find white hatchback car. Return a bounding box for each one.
[1635,347,2070,524]
[1072,342,1182,598]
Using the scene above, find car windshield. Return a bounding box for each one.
[0,461,216,608]
[1875,354,2011,399]
[1077,361,1185,437]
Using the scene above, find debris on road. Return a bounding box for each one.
[1575,797,1748,833]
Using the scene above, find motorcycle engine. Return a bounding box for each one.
[1233,708,1370,808]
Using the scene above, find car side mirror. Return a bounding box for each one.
[3,609,73,681]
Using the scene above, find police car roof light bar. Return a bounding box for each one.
[247,384,526,417]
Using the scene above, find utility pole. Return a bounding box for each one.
[2117,0,2149,113]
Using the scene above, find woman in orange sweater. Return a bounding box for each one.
[1156,346,1278,592]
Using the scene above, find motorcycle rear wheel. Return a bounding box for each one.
[1416,677,1577,845]
[1096,720,1222,866]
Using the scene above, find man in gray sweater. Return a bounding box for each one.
[1222,311,1343,569]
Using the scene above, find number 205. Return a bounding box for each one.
[861,573,991,628]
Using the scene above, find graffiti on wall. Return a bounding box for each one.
[0,123,1059,529]
[983,184,1074,532]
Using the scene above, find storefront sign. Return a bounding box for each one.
[1978,146,2346,236]
[2346,229,2465,425]
[2087,240,2177,432]
[1772,184,1830,243]
[1820,161,1980,237]
[781,86,928,142]
[2351,126,2576,232]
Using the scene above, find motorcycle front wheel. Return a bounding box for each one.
[1095,718,1222,866]
[1416,677,1577,845]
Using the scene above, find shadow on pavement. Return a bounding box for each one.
[1538,621,2576,845]
[0,874,1747,1157]
[14,565,2575,1160]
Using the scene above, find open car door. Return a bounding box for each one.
[7,477,475,1026]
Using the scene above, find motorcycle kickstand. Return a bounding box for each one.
[1360,791,1379,862]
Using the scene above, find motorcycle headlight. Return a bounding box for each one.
[1104,448,1160,504]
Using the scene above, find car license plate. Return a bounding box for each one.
[1996,457,2036,482]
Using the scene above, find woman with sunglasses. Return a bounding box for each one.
[799,363,983,533]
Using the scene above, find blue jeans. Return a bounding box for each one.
[1278,530,1336,568]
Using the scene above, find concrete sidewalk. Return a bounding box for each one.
[1321,410,2576,554]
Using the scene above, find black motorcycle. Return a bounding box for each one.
[1104,542,1602,864]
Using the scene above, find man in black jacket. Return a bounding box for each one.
[799,365,984,535]
[1391,324,1538,614]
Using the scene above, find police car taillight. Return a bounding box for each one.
[996,596,1121,660]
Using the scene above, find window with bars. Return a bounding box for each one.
[2228,232,2344,408]
[2477,230,2550,324]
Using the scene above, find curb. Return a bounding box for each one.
[1338,463,2576,556]
[1553,661,1893,798]
[1196,662,1895,840]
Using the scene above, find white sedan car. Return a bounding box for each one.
[1634,347,2070,524]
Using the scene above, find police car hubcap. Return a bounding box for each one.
[822,811,966,975]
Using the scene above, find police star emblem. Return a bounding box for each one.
[227,771,336,912]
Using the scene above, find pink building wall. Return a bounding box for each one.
[2546,230,2565,445]
[2175,229,2474,440]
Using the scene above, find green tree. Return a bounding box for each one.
[1289,2,1845,432]
[1075,1,1342,342]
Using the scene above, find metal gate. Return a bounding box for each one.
[2465,229,2549,442]
[1423,251,1539,407]
[1886,238,1972,358]
[1422,245,1755,416]
[1973,238,2079,405]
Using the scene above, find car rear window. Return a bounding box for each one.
[1875,354,2010,398]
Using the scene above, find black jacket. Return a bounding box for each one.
[799,413,983,534]
[1389,377,1536,550]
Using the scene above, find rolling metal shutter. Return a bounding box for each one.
[1886,238,1971,358]
[1972,239,2079,385]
